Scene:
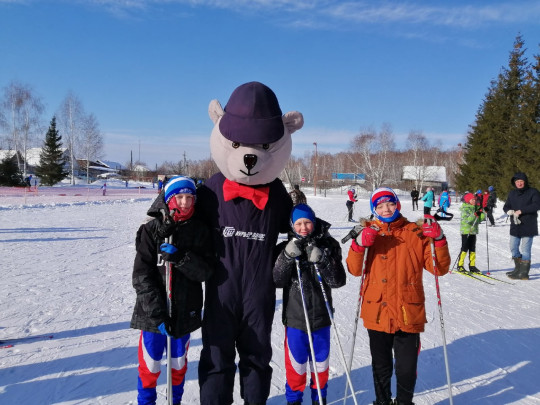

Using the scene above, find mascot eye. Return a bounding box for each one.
[262,144,270,150]
[232,142,240,149]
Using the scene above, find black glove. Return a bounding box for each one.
[160,243,184,263]
[156,214,176,238]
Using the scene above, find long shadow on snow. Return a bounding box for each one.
[269,327,540,404]
[1,341,202,403]
[416,327,540,404]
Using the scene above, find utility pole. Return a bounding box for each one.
[313,142,318,196]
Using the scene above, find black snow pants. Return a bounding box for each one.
[368,329,420,405]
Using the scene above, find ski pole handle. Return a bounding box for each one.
[341,220,376,244]
[341,225,362,244]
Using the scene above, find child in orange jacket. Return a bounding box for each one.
[345,187,450,405]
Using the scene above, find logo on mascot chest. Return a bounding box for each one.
[223,226,266,241]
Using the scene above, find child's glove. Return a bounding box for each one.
[306,244,323,264]
[158,322,172,337]
[285,239,305,259]
[157,215,176,238]
[355,227,378,247]
[160,243,183,263]
[422,215,444,240]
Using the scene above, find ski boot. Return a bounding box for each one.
[312,399,327,405]
[456,265,467,273]
[469,266,481,274]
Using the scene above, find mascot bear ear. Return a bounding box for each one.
[283,111,304,135]
[209,99,225,124]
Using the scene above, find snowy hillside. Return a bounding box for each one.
[1,187,539,405]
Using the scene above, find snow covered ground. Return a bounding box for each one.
[1,184,539,405]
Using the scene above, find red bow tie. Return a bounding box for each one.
[223,179,270,210]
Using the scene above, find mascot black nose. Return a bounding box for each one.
[244,154,257,170]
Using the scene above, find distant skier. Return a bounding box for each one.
[485,186,497,226]
[346,188,358,222]
[438,188,451,217]
[101,182,107,196]
[457,193,485,274]
[420,187,435,215]
[410,187,419,211]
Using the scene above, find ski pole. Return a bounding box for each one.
[342,247,367,405]
[165,234,173,405]
[450,252,460,273]
[343,222,378,405]
[295,258,324,404]
[485,220,491,275]
[311,261,358,405]
[426,219,454,405]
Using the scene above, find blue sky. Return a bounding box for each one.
[1,0,539,168]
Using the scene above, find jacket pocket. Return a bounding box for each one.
[401,290,426,325]
[362,287,383,324]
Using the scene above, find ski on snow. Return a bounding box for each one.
[0,334,54,349]
[453,270,494,284]
[474,272,515,285]
[453,270,514,285]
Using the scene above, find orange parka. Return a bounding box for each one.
[346,216,450,334]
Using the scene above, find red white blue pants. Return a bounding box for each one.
[284,326,330,403]
[137,330,190,405]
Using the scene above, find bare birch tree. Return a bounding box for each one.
[0,81,44,176]
[350,123,395,191]
[79,113,104,183]
[57,91,85,184]
[406,130,429,190]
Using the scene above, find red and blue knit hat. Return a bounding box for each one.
[370,187,401,223]
[164,176,196,203]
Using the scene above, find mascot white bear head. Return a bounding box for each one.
[209,81,304,186]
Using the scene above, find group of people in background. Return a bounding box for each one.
[412,174,539,281]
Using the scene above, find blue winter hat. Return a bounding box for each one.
[164,176,196,203]
[488,186,494,192]
[290,203,316,227]
[476,189,482,194]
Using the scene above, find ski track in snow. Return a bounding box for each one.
[1,186,539,404]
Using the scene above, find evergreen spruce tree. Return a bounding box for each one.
[35,116,68,186]
[457,35,536,199]
[0,154,24,186]
[519,52,540,188]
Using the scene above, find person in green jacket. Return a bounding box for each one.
[457,193,485,273]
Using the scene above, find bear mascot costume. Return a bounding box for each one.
[196,81,304,404]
